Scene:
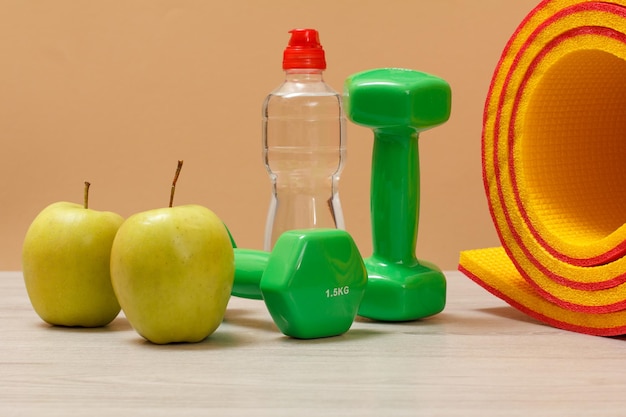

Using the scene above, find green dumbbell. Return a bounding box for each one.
[344,68,451,321]
[231,228,367,339]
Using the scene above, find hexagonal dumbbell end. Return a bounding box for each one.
[260,229,367,339]
[344,68,450,132]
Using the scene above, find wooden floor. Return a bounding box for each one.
[2,270,626,416]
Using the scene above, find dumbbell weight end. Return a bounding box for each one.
[231,229,368,339]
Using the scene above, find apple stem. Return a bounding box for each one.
[84,181,91,209]
[169,160,184,208]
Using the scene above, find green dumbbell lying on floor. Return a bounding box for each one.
[231,228,367,339]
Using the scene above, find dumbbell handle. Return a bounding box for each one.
[231,249,269,300]
[371,127,420,266]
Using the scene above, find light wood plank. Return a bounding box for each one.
[2,271,626,416]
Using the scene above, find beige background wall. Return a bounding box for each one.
[0,0,540,271]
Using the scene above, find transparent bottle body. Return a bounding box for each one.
[263,70,346,251]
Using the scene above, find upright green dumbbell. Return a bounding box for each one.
[231,229,367,339]
[344,68,451,321]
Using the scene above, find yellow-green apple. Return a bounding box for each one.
[110,161,234,344]
[22,182,123,327]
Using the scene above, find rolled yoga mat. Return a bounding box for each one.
[458,0,626,336]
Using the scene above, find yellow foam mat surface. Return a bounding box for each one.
[458,0,626,336]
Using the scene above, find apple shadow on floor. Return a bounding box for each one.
[127,326,253,350]
[37,314,134,333]
[122,308,280,350]
[223,307,279,334]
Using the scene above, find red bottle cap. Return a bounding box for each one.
[282,29,327,70]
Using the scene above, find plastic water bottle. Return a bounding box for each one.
[262,28,346,251]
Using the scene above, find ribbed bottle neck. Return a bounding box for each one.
[284,69,324,83]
